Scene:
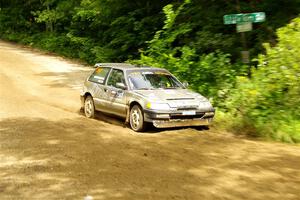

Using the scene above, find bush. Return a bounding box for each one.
[227,17,300,143]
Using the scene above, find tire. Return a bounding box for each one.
[129,105,145,132]
[84,96,95,118]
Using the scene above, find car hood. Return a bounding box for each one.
[135,89,206,101]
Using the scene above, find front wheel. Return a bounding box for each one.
[129,105,145,132]
[84,96,95,118]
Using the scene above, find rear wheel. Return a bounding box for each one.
[84,96,95,118]
[129,105,145,132]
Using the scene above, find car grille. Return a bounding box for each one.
[177,107,198,110]
[170,112,205,119]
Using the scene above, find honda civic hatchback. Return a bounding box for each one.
[80,63,215,132]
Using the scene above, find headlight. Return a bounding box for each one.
[146,102,170,110]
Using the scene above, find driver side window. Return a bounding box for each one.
[107,69,125,87]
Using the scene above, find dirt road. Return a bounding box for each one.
[0,40,300,200]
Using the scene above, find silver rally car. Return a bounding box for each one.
[80,63,215,131]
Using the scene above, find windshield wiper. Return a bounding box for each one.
[137,87,154,90]
[165,87,179,89]
[156,86,179,89]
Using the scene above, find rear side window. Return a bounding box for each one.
[88,67,110,84]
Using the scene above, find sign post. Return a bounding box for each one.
[223,12,266,66]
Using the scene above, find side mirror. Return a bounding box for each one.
[116,82,127,90]
[182,81,189,88]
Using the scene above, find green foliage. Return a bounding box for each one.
[0,0,170,62]
[228,17,300,143]
[32,9,63,25]
[2,0,300,63]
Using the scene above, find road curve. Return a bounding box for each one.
[0,40,300,200]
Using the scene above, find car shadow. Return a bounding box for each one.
[78,108,210,134]
[145,124,210,134]
[78,108,127,128]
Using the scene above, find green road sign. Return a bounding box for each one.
[224,12,265,25]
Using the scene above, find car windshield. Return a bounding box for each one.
[128,70,183,90]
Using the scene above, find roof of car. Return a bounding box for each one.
[94,63,166,71]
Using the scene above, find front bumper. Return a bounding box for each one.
[144,109,215,128]
[153,118,213,128]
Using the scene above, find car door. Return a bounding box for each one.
[87,67,111,112]
[105,69,127,117]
